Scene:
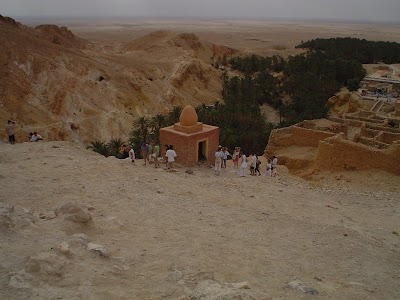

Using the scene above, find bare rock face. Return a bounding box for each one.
[35,24,87,49]
[55,202,92,223]
[188,279,258,300]
[0,15,20,28]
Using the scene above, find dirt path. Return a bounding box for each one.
[0,141,399,299]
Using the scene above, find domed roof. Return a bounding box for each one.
[179,105,198,126]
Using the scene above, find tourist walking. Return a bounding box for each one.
[254,155,261,176]
[153,143,160,168]
[232,147,240,169]
[250,153,257,176]
[5,120,16,144]
[266,159,272,177]
[141,143,149,165]
[165,145,177,169]
[272,155,278,177]
[221,147,231,170]
[163,144,169,168]
[239,151,247,177]
[147,143,153,162]
[214,146,224,176]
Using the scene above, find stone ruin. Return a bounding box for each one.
[264,101,400,176]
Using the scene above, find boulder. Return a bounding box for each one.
[57,241,73,255]
[87,243,109,257]
[55,202,92,223]
[70,233,90,246]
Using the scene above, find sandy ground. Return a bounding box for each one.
[1,141,399,299]
[65,19,400,57]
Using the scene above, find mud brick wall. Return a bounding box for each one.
[315,136,400,175]
[266,126,336,155]
[160,126,219,167]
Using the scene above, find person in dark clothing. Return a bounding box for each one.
[254,155,262,176]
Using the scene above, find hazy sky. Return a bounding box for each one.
[1,0,400,22]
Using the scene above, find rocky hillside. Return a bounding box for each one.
[0,16,227,143]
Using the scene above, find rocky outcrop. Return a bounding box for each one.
[0,15,20,28]
[35,25,88,49]
[55,202,92,223]
[0,19,226,144]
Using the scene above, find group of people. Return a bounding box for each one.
[215,146,277,177]
[5,120,43,144]
[120,142,177,170]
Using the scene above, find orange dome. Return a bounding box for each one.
[179,105,198,126]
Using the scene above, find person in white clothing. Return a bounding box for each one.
[214,146,224,175]
[30,132,43,142]
[266,159,272,177]
[129,147,135,163]
[165,145,177,169]
[272,155,278,176]
[239,151,247,177]
[250,153,257,176]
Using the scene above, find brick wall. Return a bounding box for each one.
[160,126,219,167]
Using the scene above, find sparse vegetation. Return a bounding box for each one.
[87,140,111,157]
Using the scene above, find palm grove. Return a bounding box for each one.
[89,38,400,157]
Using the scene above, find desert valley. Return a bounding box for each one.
[1,15,400,300]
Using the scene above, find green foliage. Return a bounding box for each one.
[149,114,167,144]
[128,128,144,159]
[230,54,285,73]
[347,78,360,92]
[107,138,124,158]
[87,140,111,157]
[167,106,182,125]
[133,116,150,144]
[297,37,400,64]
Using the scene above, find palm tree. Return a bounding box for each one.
[150,114,167,143]
[87,140,110,157]
[167,106,182,125]
[220,128,238,150]
[196,103,208,123]
[107,138,124,157]
[133,116,150,143]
